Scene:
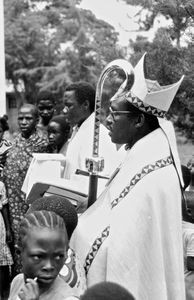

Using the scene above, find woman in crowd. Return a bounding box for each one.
[47,115,71,154]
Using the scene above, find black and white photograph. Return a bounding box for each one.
[0,0,194,299]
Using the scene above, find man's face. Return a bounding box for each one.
[63,90,85,127]
[22,227,68,291]
[38,100,54,123]
[106,98,137,145]
[18,107,37,138]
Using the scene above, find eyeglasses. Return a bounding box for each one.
[109,107,132,121]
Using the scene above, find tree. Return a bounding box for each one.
[4,0,122,106]
[38,7,123,98]
[128,27,194,139]
[122,0,194,48]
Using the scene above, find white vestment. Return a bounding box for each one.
[63,113,120,179]
[70,121,185,300]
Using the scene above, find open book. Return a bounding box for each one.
[26,174,109,213]
[26,177,89,213]
[22,153,66,197]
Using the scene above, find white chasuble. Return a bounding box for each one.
[70,121,185,300]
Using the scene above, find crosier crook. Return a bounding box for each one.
[86,59,135,207]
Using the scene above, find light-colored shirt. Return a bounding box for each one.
[9,274,78,300]
[63,113,120,179]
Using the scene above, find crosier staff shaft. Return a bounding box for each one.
[86,59,135,208]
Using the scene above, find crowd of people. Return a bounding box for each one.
[0,53,193,300]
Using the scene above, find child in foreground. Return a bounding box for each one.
[27,195,86,296]
[80,281,135,300]
[8,210,79,300]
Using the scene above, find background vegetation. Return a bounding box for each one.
[4,0,194,141]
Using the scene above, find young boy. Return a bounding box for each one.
[27,195,86,297]
[8,210,79,300]
[37,91,55,135]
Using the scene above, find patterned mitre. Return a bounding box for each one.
[124,53,184,118]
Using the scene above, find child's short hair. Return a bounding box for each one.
[80,282,135,300]
[27,196,78,239]
[37,91,55,105]
[19,210,67,248]
[49,115,70,135]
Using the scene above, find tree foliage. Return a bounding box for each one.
[122,0,194,47]
[122,0,194,138]
[129,27,194,139]
[4,0,122,105]
[4,0,194,139]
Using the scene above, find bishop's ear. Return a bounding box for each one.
[83,99,90,111]
[135,113,145,128]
